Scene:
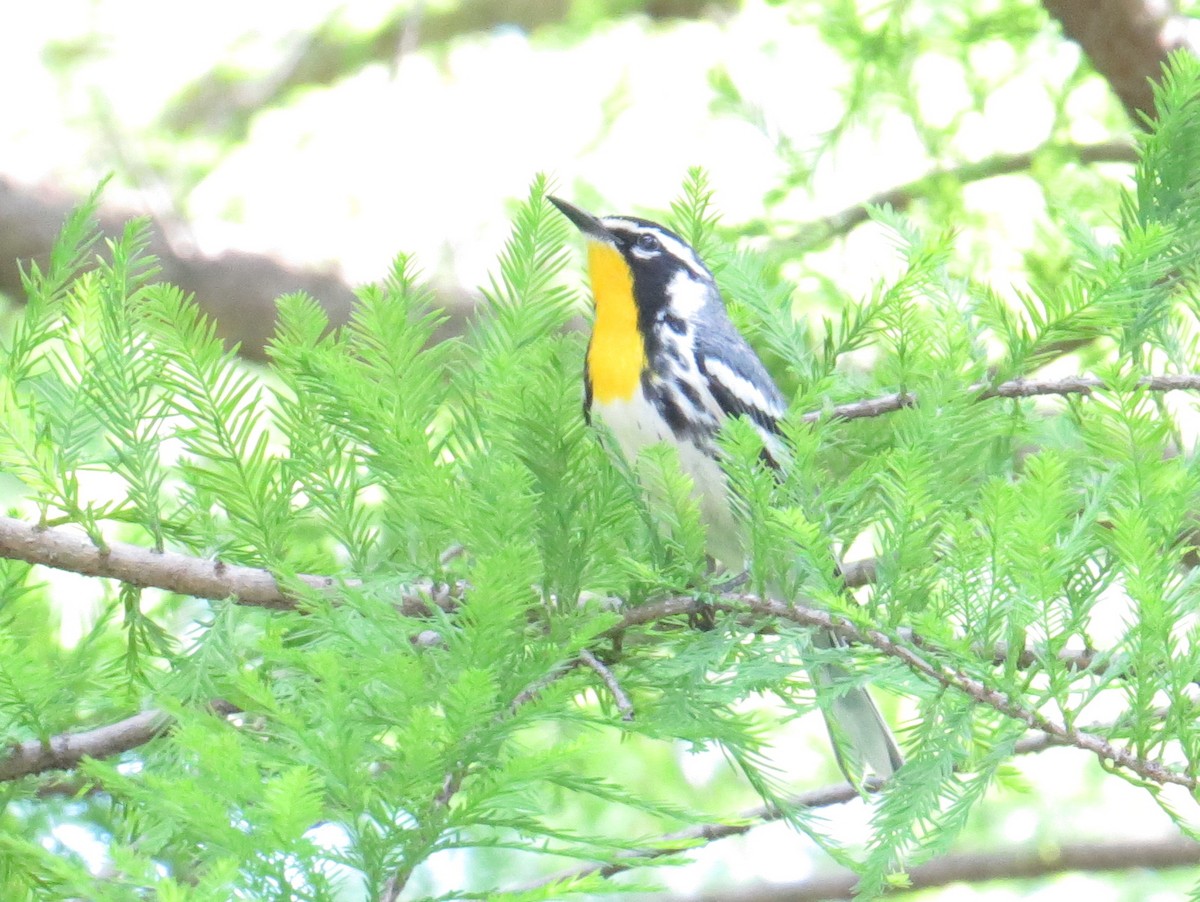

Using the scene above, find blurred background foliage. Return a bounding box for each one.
[3,0,1200,899]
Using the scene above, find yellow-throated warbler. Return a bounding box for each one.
[550,196,903,781]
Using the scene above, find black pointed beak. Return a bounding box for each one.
[548,196,612,243]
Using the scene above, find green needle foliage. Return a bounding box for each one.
[4,50,1200,902]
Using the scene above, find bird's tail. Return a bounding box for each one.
[810,628,903,783]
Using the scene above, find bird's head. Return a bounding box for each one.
[549,196,718,324]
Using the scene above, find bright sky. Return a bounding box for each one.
[3,0,1101,298]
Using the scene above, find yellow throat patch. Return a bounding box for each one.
[585,241,645,403]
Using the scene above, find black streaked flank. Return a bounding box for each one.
[673,376,705,411]
[700,360,783,438]
[648,378,694,438]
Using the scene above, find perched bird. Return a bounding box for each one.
[550,195,902,781]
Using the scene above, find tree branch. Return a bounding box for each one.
[519,730,1068,892]
[0,700,238,782]
[0,710,167,782]
[672,835,1200,901]
[800,373,1200,424]
[577,648,636,720]
[0,515,462,614]
[786,140,1136,249]
[0,178,476,361]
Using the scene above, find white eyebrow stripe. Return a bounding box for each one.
[655,232,708,278]
[598,217,710,280]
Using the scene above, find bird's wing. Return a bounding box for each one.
[695,327,788,469]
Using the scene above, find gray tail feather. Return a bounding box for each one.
[811,629,903,783]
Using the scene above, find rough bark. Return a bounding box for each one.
[1044,0,1200,122]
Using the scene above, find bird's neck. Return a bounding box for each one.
[585,242,646,404]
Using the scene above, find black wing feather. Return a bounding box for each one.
[694,321,787,470]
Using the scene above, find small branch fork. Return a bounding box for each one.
[576,648,635,721]
[380,647,633,899]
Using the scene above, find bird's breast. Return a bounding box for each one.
[590,388,743,569]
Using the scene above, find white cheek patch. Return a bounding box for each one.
[702,357,786,419]
[663,270,711,319]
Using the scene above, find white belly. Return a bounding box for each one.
[592,393,745,569]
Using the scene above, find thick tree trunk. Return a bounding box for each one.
[1044,0,1200,122]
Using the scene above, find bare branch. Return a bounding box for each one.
[787,140,1136,249]
[577,649,635,721]
[0,710,168,782]
[673,835,1200,901]
[0,515,461,614]
[800,373,1200,424]
[0,700,239,782]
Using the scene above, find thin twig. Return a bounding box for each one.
[801,373,1200,424]
[518,728,1073,892]
[523,782,871,891]
[381,653,592,901]
[742,594,1197,791]
[577,648,635,721]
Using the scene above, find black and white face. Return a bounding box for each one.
[598,216,710,279]
[548,196,720,325]
[596,216,717,323]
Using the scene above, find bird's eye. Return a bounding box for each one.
[635,233,661,252]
